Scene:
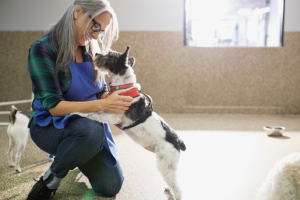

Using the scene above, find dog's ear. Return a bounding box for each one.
[119,46,131,64]
[128,57,135,67]
[125,46,130,55]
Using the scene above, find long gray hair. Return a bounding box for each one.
[47,0,119,82]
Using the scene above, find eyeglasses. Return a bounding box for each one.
[89,15,106,37]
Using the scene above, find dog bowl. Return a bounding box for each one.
[263,126,285,137]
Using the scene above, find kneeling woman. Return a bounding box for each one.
[26,1,133,199]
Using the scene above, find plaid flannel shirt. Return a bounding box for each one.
[27,33,108,127]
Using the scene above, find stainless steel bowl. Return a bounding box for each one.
[263,126,285,137]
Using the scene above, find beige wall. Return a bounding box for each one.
[114,32,300,114]
[0,31,300,118]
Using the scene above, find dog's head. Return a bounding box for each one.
[94,46,135,76]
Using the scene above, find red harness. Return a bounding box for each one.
[109,83,134,91]
[105,88,140,99]
[105,83,140,130]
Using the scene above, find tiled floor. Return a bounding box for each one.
[1,114,300,200]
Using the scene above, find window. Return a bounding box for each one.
[184,0,285,47]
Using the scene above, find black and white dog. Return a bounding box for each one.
[74,46,186,200]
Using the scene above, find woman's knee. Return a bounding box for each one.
[69,118,105,143]
[92,176,124,197]
[80,151,124,196]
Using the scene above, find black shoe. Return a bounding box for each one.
[26,176,57,200]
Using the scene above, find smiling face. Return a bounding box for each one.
[94,46,136,76]
[74,7,111,46]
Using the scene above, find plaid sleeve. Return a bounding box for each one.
[27,41,65,111]
[96,81,108,99]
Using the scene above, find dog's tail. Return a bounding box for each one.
[9,105,18,124]
[180,141,186,151]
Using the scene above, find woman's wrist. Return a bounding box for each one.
[95,99,106,112]
[95,92,108,112]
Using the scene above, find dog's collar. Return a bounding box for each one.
[109,83,134,92]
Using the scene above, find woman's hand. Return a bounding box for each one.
[49,90,133,117]
[101,90,133,114]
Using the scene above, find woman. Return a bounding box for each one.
[26,0,133,199]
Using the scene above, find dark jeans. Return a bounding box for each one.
[30,117,123,196]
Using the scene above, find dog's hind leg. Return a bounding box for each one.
[156,147,182,200]
[14,144,25,173]
[6,135,16,167]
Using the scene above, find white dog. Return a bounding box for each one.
[257,152,300,200]
[74,46,186,200]
[7,106,54,173]
[7,105,30,172]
